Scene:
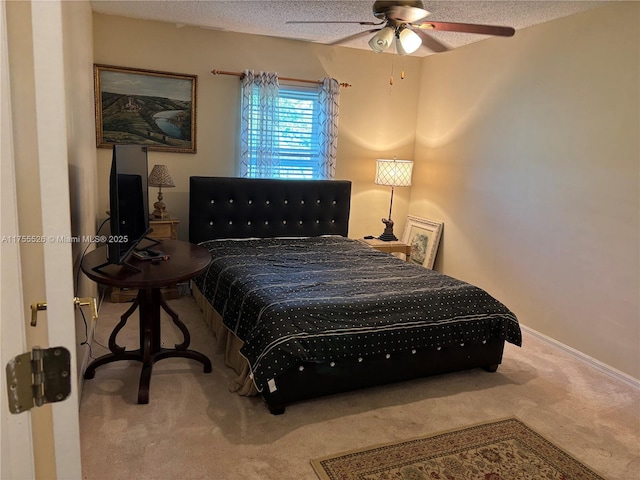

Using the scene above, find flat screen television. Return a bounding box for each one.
[105,145,151,268]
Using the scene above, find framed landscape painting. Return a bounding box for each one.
[401,215,443,269]
[94,64,197,153]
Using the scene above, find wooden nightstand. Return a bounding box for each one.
[109,217,181,302]
[358,238,412,262]
[149,217,180,241]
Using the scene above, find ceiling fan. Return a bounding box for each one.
[287,0,515,55]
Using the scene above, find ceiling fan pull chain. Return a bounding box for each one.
[389,55,395,86]
[401,57,406,80]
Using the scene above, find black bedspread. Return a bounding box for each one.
[193,236,521,392]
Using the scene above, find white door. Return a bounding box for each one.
[1,1,82,478]
[1,4,35,477]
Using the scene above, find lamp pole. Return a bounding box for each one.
[388,184,395,222]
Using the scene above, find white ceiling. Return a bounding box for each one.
[90,1,608,56]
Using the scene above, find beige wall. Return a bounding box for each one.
[93,13,422,240]
[93,4,639,379]
[411,2,639,378]
[61,1,99,379]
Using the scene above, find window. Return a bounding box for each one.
[245,86,320,179]
[240,72,339,180]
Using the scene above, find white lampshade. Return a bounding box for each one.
[396,28,422,55]
[368,26,395,53]
[375,159,414,187]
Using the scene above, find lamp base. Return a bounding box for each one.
[152,191,168,219]
[152,200,168,219]
[378,218,398,242]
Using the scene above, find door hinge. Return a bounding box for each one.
[5,346,71,414]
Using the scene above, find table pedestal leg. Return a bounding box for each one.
[84,289,212,404]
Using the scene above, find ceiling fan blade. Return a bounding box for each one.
[417,21,515,37]
[286,20,384,26]
[412,28,449,53]
[328,28,382,46]
[387,5,430,23]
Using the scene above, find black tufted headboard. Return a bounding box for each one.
[189,177,351,244]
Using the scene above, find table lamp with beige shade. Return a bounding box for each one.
[374,157,413,241]
[148,164,175,219]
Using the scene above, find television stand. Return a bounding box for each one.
[111,218,180,302]
[136,235,161,250]
[92,229,163,275]
[81,240,213,404]
[91,258,142,275]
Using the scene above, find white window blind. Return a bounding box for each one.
[246,86,321,179]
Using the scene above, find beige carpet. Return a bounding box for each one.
[312,417,604,479]
[79,295,640,480]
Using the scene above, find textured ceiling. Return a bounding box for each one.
[90,1,608,56]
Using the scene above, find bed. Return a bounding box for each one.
[189,176,522,414]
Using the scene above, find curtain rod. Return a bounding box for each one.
[211,69,351,88]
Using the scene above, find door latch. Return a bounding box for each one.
[5,346,71,414]
[30,297,98,328]
[30,302,47,327]
[74,296,98,320]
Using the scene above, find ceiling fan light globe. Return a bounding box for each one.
[368,26,394,53]
[396,28,422,55]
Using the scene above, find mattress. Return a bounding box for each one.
[192,236,521,392]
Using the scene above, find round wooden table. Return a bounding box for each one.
[81,240,212,404]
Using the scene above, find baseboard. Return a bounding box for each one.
[520,324,640,391]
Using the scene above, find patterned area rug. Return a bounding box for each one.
[311,418,604,480]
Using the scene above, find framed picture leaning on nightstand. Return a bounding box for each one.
[401,215,443,269]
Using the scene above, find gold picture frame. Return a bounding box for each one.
[401,215,443,269]
[94,64,197,153]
